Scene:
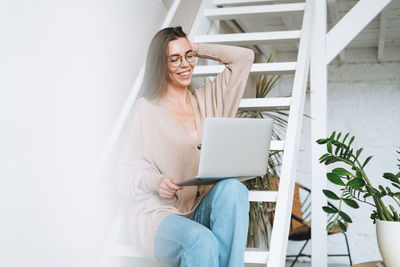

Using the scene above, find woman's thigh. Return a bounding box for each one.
[154,214,219,267]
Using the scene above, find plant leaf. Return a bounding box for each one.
[323,206,337,214]
[348,136,355,147]
[342,133,350,143]
[323,189,340,200]
[363,192,371,198]
[316,139,328,144]
[337,220,347,232]
[362,156,373,169]
[327,141,332,153]
[335,144,341,155]
[392,183,400,190]
[325,157,340,165]
[319,153,330,161]
[379,185,386,194]
[355,148,363,159]
[332,140,340,146]
[339,211,353,223]
[345,148,353,159]
[347,178,366,189]
[343,198,359,209]
[326,221,337,231]
[332,168,353,177]
[327,173,345,186]
[383,172,400,184]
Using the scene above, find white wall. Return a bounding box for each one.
[0,1,170,266]
[287,61,400,264]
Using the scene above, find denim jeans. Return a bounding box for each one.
[154,178,250,267]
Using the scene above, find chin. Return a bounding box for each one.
[174,77,192,88]
[181,80,192,87]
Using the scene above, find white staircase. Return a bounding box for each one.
[189,1,313,265]
[193,61,296,76]
[99,0,314,266]
[205,3,306,20]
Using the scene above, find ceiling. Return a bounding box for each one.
[221,0,400,63]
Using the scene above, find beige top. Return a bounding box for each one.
[189,130,197,139]
[115,43,255,259]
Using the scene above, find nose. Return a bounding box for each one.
[180,57,190,67]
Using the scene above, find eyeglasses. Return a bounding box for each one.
[168,51,197,67]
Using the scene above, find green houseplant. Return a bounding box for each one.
[316,131,400,266]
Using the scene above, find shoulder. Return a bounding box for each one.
[133,96,148,108]
[133,96,157,112]
[132,96,163,120]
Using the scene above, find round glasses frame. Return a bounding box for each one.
[168,51,197,67]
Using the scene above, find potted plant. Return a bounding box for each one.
[316,131,400,266]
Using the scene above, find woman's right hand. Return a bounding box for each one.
[158,176,183,199]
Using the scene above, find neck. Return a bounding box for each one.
[163,83,189,106]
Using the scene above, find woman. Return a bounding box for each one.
[116,26,255,267]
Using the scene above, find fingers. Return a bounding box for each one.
[159,188,176,199]
[158,177,182,199]
[168,178,183,191]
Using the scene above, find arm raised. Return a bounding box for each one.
[193,43,255,117]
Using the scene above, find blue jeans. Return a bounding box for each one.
[154,178,250,267]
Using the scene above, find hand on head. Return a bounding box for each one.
[158,176,183,199]
[190,42,198,55]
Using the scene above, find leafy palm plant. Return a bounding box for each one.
[236,53,289,248]
[316,131,400,232]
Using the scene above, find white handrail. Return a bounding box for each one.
[266,0,314,266]
[95,0,182,175]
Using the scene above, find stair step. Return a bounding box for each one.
[205,3,305,20]
[215,0,277,6]
[249,190,278,202]
[270,140,284,151]
[114,245,143,258]
[115,243,270,264]
[195,30,301,45]
[244,250,269,264]
[193,62,296,77]
[239,97,291,111]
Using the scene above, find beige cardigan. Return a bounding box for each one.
[115,43,255,259]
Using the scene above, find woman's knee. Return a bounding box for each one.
[211,179,250,214]
[215,179,249,201]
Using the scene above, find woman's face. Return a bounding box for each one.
[166,37,195,89]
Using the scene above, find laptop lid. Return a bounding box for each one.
[197,117,273,178]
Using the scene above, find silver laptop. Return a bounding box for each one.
[177,117,273,186]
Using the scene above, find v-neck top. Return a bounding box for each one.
[115,43,255,259]
[157,96,201,146]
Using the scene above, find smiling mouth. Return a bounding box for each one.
[177,70,191,78]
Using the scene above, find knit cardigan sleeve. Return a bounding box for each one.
[194,43,255,117]
[115,99,163,201]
